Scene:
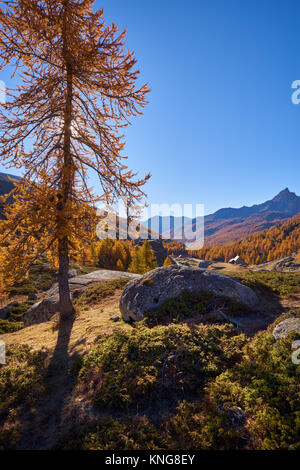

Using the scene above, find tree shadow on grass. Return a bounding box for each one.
[18,315,81,449]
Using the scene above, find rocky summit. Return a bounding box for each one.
[119,265,259,322]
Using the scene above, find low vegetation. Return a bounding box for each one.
[0,319,23,334]
[79,323,247,410]
[58,324,300,450]
[202,332,300,450]
[144,290,251,327]
[227,271,300,296]
[0,345,47,449]
[54,416,167,450]
[9,301,35,322]
[7,262,55,296]
[1,269,299,450]
[74,278,130,308]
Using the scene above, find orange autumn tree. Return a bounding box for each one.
[0,0,150,319]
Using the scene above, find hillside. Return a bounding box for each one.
[144,188,300,247]
[97,211,159,241]
[1,268,300,450]
[0,172,20,197]
[191,213,300,265]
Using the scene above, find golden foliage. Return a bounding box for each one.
[163,240,186,255]
[0,178,96,288]
[128,241,158,274]
[190,214,300,265]
[163,256,174,267]
[91,238,133,271]
[0,1,150,307]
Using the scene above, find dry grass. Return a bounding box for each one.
[208,262,248,273]
[1,289,130,358]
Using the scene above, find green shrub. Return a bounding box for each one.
[165,400,243,450]
[8,278,38,296]
[54,416,166,450]
[79,323,247,410]
[10,301,34,322]
[145,290,251,327]
[0,345,47,418]
[0,345,47,449]
[228,271,300,296]
[7,262,55,296]
[205,332,300,449]
[0,319,23,334]
[75,266,98,275]
[75,278,130,307]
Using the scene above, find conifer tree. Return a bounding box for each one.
[163,255,174,267]
[128,241,157,274]
[116,259,124,272]
[128,246,144,274]
[0,0,150,319]
[140,241,158,272]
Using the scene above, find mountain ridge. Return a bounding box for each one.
[1,172,299,247]
[144,188,300,246]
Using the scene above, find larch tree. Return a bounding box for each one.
[140,240,157,272]
[0,0,150,319]
[128,241,157,274]
[163,255,174,267]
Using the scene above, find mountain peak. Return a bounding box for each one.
[272,187,297,202]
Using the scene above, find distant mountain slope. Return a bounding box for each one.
[0,172,21,217]
[97,212,159,241]
[141,215,192,238]
[170,188,300,246]
[0,172,20,197]
[190,213,300,265]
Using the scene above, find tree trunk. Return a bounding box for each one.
[58,236,74,320]
[57,0,75,321]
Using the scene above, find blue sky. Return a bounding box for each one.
[1,0,300,215]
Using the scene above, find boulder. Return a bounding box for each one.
[110,314,121,322]
[271,253,300,272]
[68,268,78,278]
[119,265,259,323]
[0,304,13,320]
[24,269,140,326]
[24,293,61,326]
[273,318,300,340]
